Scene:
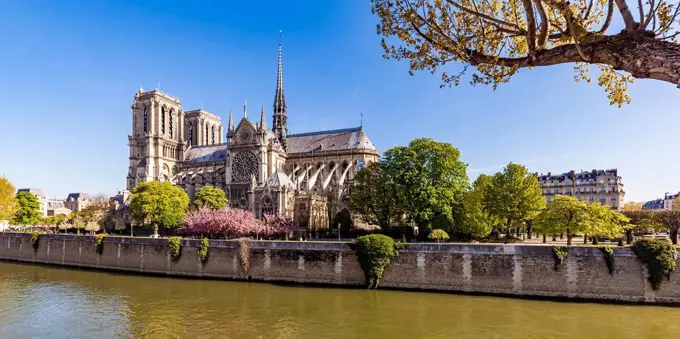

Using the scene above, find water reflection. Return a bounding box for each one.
[0,262,678,338]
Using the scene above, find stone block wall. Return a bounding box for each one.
[0,233,678,304]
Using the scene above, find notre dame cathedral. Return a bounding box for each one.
[126,41,380,231]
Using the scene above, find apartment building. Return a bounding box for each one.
[643,191,680,210]
[64,193,93,212]
[536,169,625,210]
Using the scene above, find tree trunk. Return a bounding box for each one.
[584,235,588,244]
[559,233,563,240]
[626,230,633,244]
[566,228,572,246]
[526,220,532,239]
[542,233,546,244]
[552,234,556,241]
[153,224,159,238]
[516,227,520,237]
[672,229,678,245]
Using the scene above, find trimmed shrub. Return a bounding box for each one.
[168,236,182,261]
[198,238,209,264]
[355,234,400,289]
[631,238,677,290]
[94,234,106,255]
[552,246,568,271]
[427,229,450,242]
[598,246,615,275]
[31,231,43,251]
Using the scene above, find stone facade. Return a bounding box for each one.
[126,41,380,231]
[2,233,680,305]
[643,191,680,210]
[64,193,93,213]
[537,169,625,210]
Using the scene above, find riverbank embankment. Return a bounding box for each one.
[0,233,677,305]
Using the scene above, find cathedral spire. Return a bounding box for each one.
[260,106,266,130]
[273,30,288,148]
[228,108,234,133]
[244,99,248,118]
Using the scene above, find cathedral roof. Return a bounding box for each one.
[265,169,295,189]
[184,144,229,164]
[286,127,377,154]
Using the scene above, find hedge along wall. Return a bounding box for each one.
[1,233,680,305]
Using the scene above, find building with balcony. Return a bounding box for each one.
[536,169,625,210]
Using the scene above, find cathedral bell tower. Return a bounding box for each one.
[127,88,185,190]
[272,35,288,150]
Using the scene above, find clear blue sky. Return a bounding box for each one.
[0,0,678,203]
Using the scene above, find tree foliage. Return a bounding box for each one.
[535,195,627,245]
[372,0,680,106]
[263,213,297,235]
[0,177,17,221]
[382,138,469,233]
[623,201,643,212]
[654,210,680,244]
[428,228,450,241]
[183,206,264,238]
[130,181,189,235]
[193,185,229,210]
[349,162,403,230]
[484,163,545,234]
[460,174,498,238]
[12,191,41,226]
[355,234,400,289]
[632,238,677,290]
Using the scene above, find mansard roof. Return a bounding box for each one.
[66,192,90,201]
[286,127,377,154]
[184,143,229,164]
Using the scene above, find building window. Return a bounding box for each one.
[212,125,215,144]
[169,112,173,137]
[161,107,166,134]
[189,123,193,146]
[143,105,148,132]
[205,124,209,144]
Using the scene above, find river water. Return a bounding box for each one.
[0,261,678,339]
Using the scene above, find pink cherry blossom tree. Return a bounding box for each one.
[263,214,296,238]
[183,207,265,239]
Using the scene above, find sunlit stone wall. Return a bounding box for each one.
[0,233,678,305]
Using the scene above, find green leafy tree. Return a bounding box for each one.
[372,0,680,107]
[349,162,403,231]
[535,195,589,246]
[654,210,680,244]
[583,203,627,243]
[130,181,189,236]
[0,177,17,221]
[383,138,469,237]
[484,163,545,239]
[460,174,498,239]
[12,191,41,226]
[193,185,228,210]
[622,210,659,244]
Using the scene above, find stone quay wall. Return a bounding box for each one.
[1,233,679,305]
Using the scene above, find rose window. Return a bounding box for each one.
[231,151,258,182]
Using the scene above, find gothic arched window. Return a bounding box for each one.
[212,125,215,144]
[169,110,174,137]
[188,123,193,146]
[143,105,148,133]
[161,107,166,134]
[261,195,275,217]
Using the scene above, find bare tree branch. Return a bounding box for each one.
[535,0,551,48]
[598,0,615,33]
[638,0,645,26]
[643,0,659,29]
[522,0,538,59]
[615,0,639,30]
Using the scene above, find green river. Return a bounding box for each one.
[0,261,678,339]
